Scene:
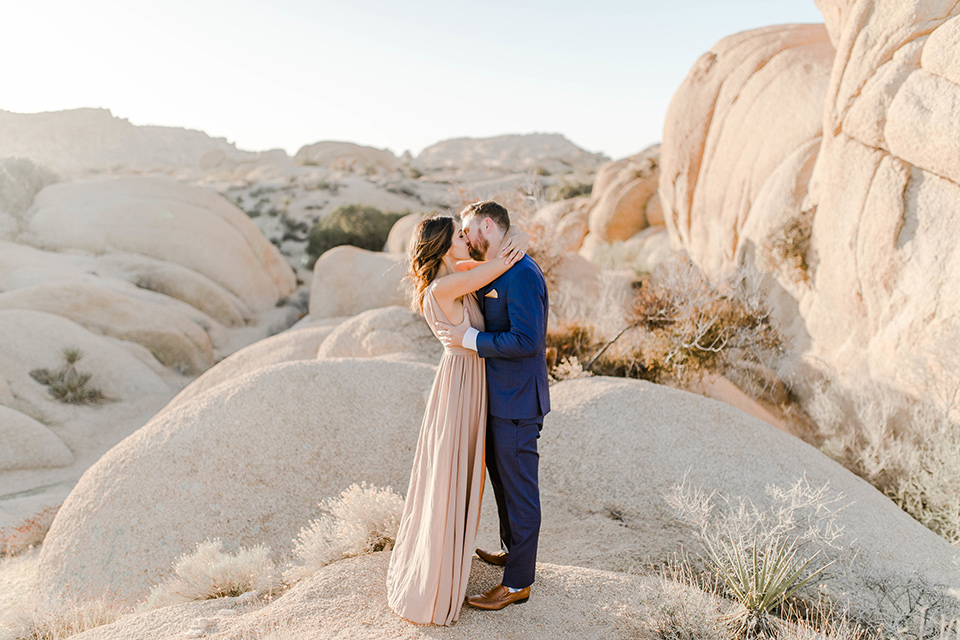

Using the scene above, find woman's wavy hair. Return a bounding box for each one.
[408,214,455,312]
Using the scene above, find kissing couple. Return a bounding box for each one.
[385,200,551,625]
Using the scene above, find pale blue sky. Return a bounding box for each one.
[4,0,825,159]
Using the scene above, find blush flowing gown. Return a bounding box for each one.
[386,286,487,625]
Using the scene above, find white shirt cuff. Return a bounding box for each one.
[463,327,479,352]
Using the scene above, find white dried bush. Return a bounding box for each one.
[550,356,593,383]
[620,574,726,640]
[804,379,960,548]
[9,597,125,640]
[284,482,403,583]
[140,539,280,611]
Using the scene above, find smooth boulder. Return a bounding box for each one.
[309,246,408,319]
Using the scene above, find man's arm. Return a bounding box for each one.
[436,269,545,356]
[475,269,546,359]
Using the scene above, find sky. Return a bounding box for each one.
[3,0,825,160]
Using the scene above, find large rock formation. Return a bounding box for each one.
[0,176,299,520]
[416,133,607,175]
[658,3,960,392]
[35,358,437,611]
[68,555,668,640]
[587,145,661,243]
[0,108,265,175]
[659,24,834,278]
[35,367,959,613]
[314,306,441,364]
[294,141,400,175]
[309,246,409,319]
[20,177,296,311]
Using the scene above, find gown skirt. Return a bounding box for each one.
[386,289,487,625]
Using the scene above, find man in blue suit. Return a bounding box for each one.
[437,200,550,611]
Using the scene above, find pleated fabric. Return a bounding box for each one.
[386,287,487,625]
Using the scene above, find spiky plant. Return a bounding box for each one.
[703,533,832,639]
[29,348,106,404]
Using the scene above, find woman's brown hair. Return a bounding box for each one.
[409,214,455,312]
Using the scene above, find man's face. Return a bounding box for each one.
[461,215,489,261]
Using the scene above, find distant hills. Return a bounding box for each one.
[0,108,608,177]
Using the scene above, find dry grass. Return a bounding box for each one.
[0,506,60,557]
[283,482,403,584]
[139,539,281,611]
[802,378,960,549]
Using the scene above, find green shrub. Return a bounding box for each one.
[305,205,406,266]
[30,348,106,404]
[548,180,593,201]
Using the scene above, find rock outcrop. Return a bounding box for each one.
[315,306,441,363]
[587,145,661,243]
[309,247,408,319]
[659,24,834,278]
[0,108,264,175]
[36,369,959,613]
[0,406,73,471]
[294,141,400,175]
[21,177,296,310]
[416,133,607,175]
[658,3,960,393]
[383,212,424,254]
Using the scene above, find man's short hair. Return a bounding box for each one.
[460,200,510,232]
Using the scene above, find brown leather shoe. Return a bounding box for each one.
[465,584,530,610]
[475,548,509,566]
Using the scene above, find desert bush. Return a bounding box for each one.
[0,505,60,557]
[619,573,727,640]
[760,208,815,285]
[16,598,125,640]
[139,539,280,611]
[284,482,403,584]
[0,157,58,217]
[549,356,593,383]
[548,180,593,201]
[305,205,406,266]
[803,380,960,549]
[623,255,788,387]
[29,348,106,404]
[666,477,849,639]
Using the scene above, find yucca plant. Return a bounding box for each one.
[30,347,106,404]
[703,532,833,639]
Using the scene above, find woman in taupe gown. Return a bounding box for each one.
[385,214,526,625]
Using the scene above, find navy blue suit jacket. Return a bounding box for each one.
[476,254,550,420]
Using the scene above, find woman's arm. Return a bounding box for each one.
[454,259,484,272]
[433,246,524,302]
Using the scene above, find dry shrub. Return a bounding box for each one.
[0,505,60,557]
[140,539,280,611]
[618,572,726,640]
[284,482,403,584]
[804,379,960,548]
[626,255,787,387]
[16,598,126,640]
[761,208,815,285]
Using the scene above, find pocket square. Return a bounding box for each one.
[484,289,499,299]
